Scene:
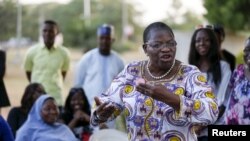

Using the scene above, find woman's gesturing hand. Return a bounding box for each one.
[136,82,170,101]
[135,79,180,110]
[94,97,116,122]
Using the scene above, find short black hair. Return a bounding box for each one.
[213,24,225,38]
[143,22,174,43]
[44,20,59,33]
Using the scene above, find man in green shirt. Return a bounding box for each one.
[24,20,70,105]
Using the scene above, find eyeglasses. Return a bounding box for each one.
[144,40,177,49]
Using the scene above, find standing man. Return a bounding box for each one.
[24,20,70,105]
[74,24,125,130]
[74,24,124,106]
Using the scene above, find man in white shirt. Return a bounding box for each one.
[75,24,124,106]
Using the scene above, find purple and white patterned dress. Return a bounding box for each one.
[92,61,218,141]
[224,64,250,125]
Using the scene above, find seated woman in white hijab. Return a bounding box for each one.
[15,95,78,141]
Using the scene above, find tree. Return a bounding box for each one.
[20,0,141,51]
[204,0,250,32]
[163,0,203,31]
[0,0,17,41]
[0,0,141,52]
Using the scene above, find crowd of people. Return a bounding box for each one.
[0,20,249,141]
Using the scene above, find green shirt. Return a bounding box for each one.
[24,43,70,105]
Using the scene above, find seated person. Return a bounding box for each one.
[59,87,92,141]
[15,95,78,141]
[0,115,14,141]
[7,83,45,137]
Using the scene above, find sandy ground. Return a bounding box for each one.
[0,47,80,118]
[0,46,147,119]
[0,31,246,119]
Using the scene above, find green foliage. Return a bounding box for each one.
[21,5,40,41]
[30,0,141,51]
[0,0,17,40]
[169,11,203,31]
[236,51,244,65]
[113,40,137,53]
[0,0,141,53]
[204,0,250,32]
[163,0,203,31]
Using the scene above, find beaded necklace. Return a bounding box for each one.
[146,59,176,80]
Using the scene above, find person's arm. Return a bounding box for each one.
[61,71,67,80]
[178,71,219,125]
[68,110,90,130]
[25,71,31,82]
[90,67,126,126]
[23,47,34,82]
[136,83,180,111]
[61,48,70,81]
[149,67,218,125]
[91,97,116,126]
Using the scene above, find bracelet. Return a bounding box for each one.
[94,111,106,123]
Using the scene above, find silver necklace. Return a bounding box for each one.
[146,59,176,80]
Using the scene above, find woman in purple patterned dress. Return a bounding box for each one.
[224,37,250,125]
[90,22,218,141]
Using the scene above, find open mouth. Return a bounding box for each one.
[74,105,81,110]
[160,54,172,61]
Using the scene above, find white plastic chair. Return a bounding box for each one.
[89,129,128,141]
